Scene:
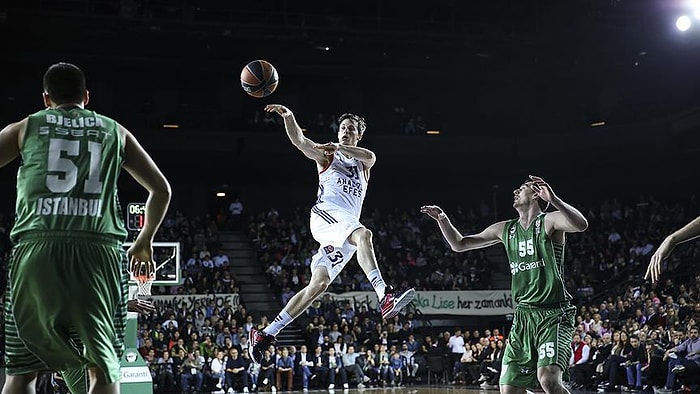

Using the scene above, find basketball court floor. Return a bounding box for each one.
[209,385,603,394]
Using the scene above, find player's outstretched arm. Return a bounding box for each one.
[529,175,588,233]
[421,205,505,252]
[121,124,172,276]
[0,119,26,168]
[265,104,328,166]
[645,215,700,283]
[335,144,376,170]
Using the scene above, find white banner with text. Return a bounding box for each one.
[143,293,240,311]
[325,290,514,316]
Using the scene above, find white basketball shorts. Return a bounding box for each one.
[309,205,363,282]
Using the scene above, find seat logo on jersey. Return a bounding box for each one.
[510,260,545,275]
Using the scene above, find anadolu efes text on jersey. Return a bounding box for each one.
[315,151,368,218]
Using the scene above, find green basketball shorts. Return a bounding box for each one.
[500,303,576,388]
[4,232,128,384]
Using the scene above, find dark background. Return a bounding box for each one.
[1,0,699,218]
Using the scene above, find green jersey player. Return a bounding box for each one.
[0,62,171,394]
[421,175,587,394]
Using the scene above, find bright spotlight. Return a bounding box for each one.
[695,10,700,20]
[676,15,692,31]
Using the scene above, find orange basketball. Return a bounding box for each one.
[240,59,279,98]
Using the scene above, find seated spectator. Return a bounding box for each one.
[342,345,370,387]
[276,347,294,391]
[622,334,646,391]
[327,347,347,389]
[258,349,276,389]
[389,351,404,386]
[180,351,204,393]
[641,340,666,388]
[296,345,314,390]
[225,348,249,392]
[209,350,226,390]
[660,326,700,392]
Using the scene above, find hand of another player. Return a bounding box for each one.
[264,104,292,117]
[644,237,673,283]
[314,142,339,156]
[128,299,156,315]
[127,238,155,280]
[420,205,444,221]
[528,175,557,203]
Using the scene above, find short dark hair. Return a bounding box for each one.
[42,62,86,105]
[338,113,367,134]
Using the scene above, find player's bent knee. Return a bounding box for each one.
[537,374,562,392]
[309,280,329,297]
[355,228,373,243]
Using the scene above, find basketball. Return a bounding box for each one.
[240,59,279,98]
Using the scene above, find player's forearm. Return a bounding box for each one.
[282,113,305,147]
[337,145,376,163]
[666,216,700,247]
[437,215,468,252]
[338,144,376,169]
[140,188,171,241]
[551,196,588,231]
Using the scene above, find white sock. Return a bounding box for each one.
[264,310,293,337]
[367,269,387,300]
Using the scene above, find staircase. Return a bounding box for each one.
[218,231,305,347]
[484,245,510,289]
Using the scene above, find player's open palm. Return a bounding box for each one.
[529,175,556,203]
[645,239,673,283]
[127,237,155,279]
[264,104,291,117]
[420,205,444,221]
[128,299,156,314]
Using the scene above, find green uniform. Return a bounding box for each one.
[4,107,129,384]
[499,212,576,388]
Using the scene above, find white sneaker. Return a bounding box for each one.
[343,383,349,389]
[357,383,366,389]
[362,376,370,383]
[328,384,335,389]
[271,386,277,393]
[243,387,249,393]
[262,378,269,385]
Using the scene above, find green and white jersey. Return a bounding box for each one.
[10,107,127,242]
[502,212,571,306]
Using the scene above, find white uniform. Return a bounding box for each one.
[309,151,368,282]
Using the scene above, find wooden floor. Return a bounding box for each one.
[228,384,600,394]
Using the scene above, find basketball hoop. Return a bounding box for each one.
[132,260,155,297]
[134,273,155,296]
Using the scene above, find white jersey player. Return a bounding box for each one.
[249,104,415,363]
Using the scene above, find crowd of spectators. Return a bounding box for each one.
[1,191,700,392]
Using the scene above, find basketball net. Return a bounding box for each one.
[135,274,154,296]
[133,261,155,296]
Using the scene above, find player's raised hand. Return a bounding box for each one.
[420,205,444,221]
[128,299,156,315]
[264,104,292,117]
[314,142,339,156]
[127,237,155,280]
[529,175,557,203]
[645,238,674,283]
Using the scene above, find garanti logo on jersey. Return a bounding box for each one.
[510,260,546,275]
